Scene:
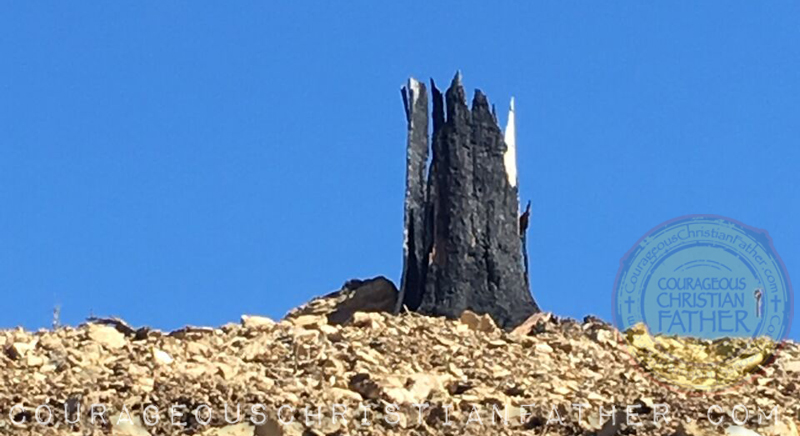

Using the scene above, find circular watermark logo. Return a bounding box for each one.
[613,215,792,391]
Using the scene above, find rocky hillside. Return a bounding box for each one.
[1,281,798,436]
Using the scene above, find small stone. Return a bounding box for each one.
[139,377,155,393]
[487,339,507,349]
[110,414,151,436]
[330,387,363,402]
[354,348,382,366]
[784,360,800,373]
[448,363,464,378]
[552,385,570,396]
[763,420,799,436]
[511,312,554,336]
[676,422,713,436]
[348,373,381,400]
[25,354,44,367]
[5,342,34,360]
[317,324,339,336]
[241,315,276,329]
[152,348,174,365]
[459,310,497,333]
[587,392,607,402]
[256,421,305,436]
[200,423,255,436]
[382,373,451,404]
[593,329,613,344]
[292,315,326,328]
[725,426,762,436]
[187,341,210,357]
[351,311,383,328]
[216,362,237,380]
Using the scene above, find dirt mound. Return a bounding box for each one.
[1,292,798,435]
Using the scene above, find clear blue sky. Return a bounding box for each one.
[1,2,798,339]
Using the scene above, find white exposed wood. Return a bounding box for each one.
[503,97,518,187]
[407,78,420,122]
[402,77,422,254]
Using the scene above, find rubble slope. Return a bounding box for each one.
[1,293,798,436]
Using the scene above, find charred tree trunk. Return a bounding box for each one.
[398,78,429,313]
[397,73,540,330]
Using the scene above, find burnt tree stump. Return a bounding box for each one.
[397,73,540,330]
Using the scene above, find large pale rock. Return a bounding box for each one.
[87,324,127,349]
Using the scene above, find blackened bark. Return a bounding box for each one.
[398,73,540,330]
